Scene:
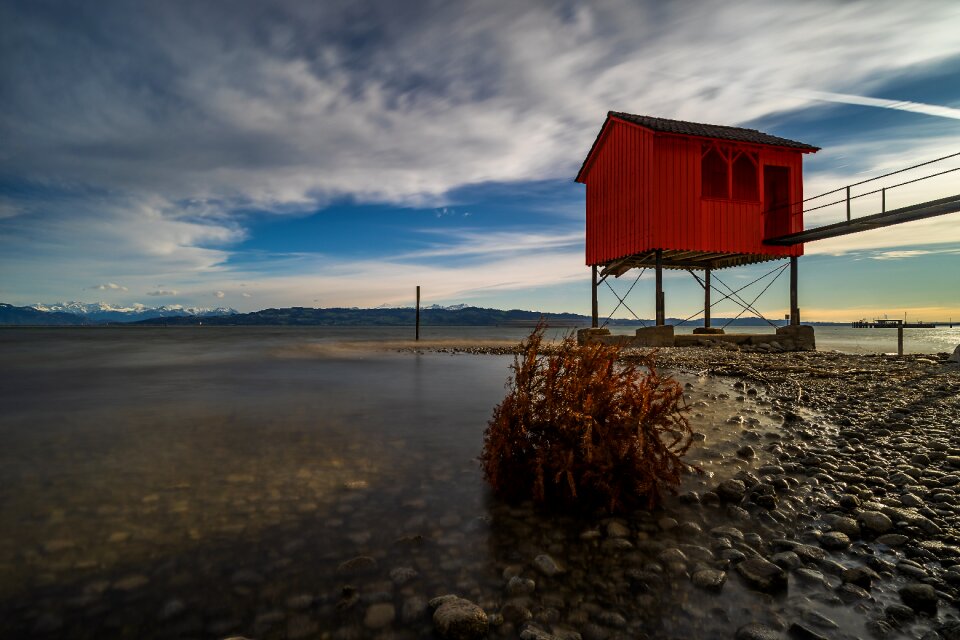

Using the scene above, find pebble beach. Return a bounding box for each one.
[1,328,959,639]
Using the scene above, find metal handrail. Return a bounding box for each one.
[767,150,960,222]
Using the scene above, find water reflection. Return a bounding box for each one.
[0,328,793,638]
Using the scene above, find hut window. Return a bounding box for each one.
[732,152,759,201]
[701,146,728,199]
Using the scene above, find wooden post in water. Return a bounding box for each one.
[591,265,598,328]
[415,286,420,341]
[703,266,711,329]
[655,249,664,326]
[897,323,903,356]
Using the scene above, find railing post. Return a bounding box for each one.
[846,186,851,221]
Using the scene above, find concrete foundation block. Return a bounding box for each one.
[634,325,675,347]
[577,328,610,345]
[693,327,725,335]
[776,325,816,351]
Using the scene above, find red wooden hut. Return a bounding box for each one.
[575,112,819,334]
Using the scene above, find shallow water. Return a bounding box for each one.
[3,327,941,639]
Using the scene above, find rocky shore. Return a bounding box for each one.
[408,345,960,640]
[4,343,959,639]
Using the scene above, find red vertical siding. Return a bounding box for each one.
[581,121,807,265]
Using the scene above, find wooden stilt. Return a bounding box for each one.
[655,249,664,326]
[591,265,598,328]
[704,266,711,328]
[415,285,420,341]
[790,257,799,326]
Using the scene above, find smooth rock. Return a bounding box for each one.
[692,569,727,590]
[735,622,780,640]
[533,554,564,577]
[857,510,893,534]
[736,557,787,592]
[899,583,938,614]
[433,598,489,640]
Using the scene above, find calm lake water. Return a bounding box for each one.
[0,326,951,638]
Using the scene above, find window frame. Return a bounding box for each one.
[701,143,761,204]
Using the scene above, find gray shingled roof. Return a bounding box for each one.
[609,111,819,151]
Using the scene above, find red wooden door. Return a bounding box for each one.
[763,165,791,239]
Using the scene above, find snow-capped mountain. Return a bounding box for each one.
[373,302,470,311]
[31,301,238,323]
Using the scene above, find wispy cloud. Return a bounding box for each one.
[871,247,960,260]
[800,90,960,121]
[214,291,225,299]
[88,282,128,292]
[147,289,178,296]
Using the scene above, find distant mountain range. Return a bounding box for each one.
[0,302,237,325]
[0,301,847,327]
[30,301,238,323]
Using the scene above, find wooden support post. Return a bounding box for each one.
[703,266,711,328]
[790,257,799,326]
[415,285,420,341]
[846,186,851,221]
[655,249,664,326]
[591,265,598,328]
[898,324,904,356]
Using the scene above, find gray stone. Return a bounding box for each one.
[736,557,787,592]
[899,583,938,614]
[533,554,564,577]
[433,598,489,640]
[857,510,893,534]
[819,531,850,550]
[337,555,378,574]
[876,533,909,546]
[716,479,746,502]
[735,622,780,640]
[823,514,859,537]
[691,568,727,590]
[506,576,536,596]
[389,566,419,585]
[842,566,879,590]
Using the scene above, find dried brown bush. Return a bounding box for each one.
[481,324,697,511]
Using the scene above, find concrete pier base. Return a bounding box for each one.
[577,325,816,351]
[634,325,674,347]
[693,327,725,335]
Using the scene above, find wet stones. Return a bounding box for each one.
[736,445,756,459]
[716,479,747,503]
[337,555,378,575]
[506,576,536,596]
[898,583,938,614]
[606,521,630,538]
[736,557,787,592]
[735,622,781,640]
[431,596,489,640]
[532,554,564,577]
[691,568,727,591]
[841,566,879,590]
[856,510,893,534]
[818,531,850,551]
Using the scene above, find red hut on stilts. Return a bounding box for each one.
[575,112,819,349]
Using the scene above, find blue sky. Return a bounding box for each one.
[1,1,959,321]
